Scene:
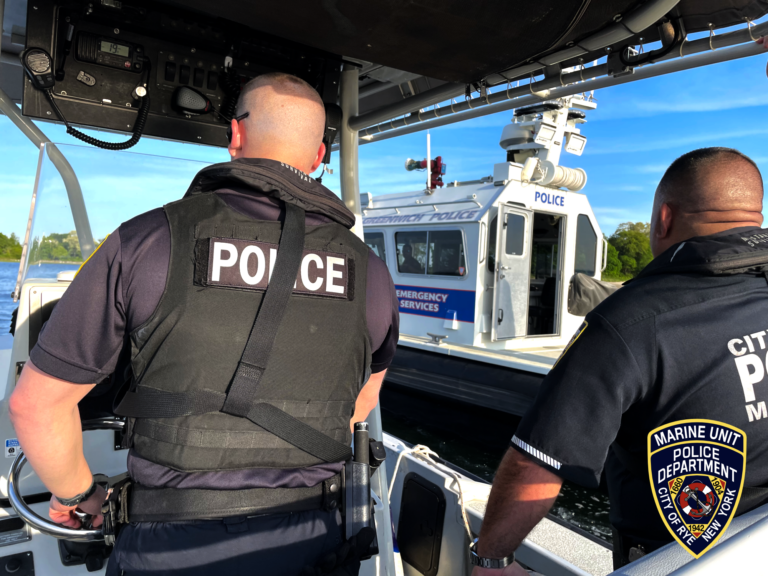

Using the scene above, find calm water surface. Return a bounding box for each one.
[380,386,613,543]
[1,262,81,334]
[0,262,612,542]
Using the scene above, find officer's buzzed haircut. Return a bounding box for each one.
[235,72,326,152]
[656,147,764,212]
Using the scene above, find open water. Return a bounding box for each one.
[379,385,614,544]
[0,262,81,334]
[0,261,612,543]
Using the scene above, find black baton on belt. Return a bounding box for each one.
[344,422,371,539]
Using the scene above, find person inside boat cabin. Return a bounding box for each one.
[9,72,400,576]
[473,147,768,573]
[399,243,425,274]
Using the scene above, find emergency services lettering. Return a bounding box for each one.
[199,237,348,298]
[395,285,475,322]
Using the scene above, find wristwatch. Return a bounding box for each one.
[469,538,515,569]
[55,480,97,507]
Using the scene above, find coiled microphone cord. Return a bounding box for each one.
[44,59,151,151]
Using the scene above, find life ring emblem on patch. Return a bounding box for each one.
[648,419,746,558]
[677,480,717,519]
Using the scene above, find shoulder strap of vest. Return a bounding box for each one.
[116,203,353,464]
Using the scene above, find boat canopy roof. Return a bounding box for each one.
[2,0,768,120]
[147,0,767,86]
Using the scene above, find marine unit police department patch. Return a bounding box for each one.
[648,420,746,558]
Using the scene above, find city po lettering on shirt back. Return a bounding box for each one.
[200,237,348,298]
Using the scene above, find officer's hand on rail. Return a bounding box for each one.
[48,485,107,529]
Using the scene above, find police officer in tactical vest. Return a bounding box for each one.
[466,148,768,574]
[9,72,400,575]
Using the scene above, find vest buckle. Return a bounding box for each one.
[102,477,132,546]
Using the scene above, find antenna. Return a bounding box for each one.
[426,131,432,194]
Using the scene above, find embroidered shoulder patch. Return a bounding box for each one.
[649,419,746,558]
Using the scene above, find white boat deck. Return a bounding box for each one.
[400,334,563,375]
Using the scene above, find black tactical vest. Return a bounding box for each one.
[116,159,371,472]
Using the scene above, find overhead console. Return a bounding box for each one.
[22,0,342,148]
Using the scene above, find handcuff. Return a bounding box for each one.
[469,538,515,569]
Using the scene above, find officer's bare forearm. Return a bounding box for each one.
[9,361,96,499]
[350,369,386,430]
[477,448,563,560]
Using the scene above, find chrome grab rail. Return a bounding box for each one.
[7,419,125,542]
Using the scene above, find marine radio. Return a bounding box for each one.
[22,0,343,149]
[75,32,145,73]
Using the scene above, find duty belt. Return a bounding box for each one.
[102,473,342,543]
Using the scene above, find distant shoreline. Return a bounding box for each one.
[0,260,81,265]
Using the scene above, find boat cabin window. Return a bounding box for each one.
[396,231,427,274]
[488,216,497,272]
[364,232,387,263]
[505,215,526,256]
[575,214,597,277]
[396,230,466,276]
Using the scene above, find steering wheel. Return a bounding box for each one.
[7,419,125,542]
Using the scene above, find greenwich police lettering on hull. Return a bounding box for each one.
[363,209,478,226]
[395,285,475,323]
[196,237,348,298]
[649,419,746,558]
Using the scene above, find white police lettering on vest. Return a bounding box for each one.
[201,237,348,298]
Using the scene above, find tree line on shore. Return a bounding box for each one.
[0,231,83,262]
[0,233,22,261]
[3,224,654,279]
[602,222,653,281]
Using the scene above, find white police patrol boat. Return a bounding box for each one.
[3,0,768,575]
[363,95,611,417]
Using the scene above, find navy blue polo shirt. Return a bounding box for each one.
[511,227,768,547]
[30,185,400,490]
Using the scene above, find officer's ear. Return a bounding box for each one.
[228,118,243,159]
[309,143,326,174]
[656,202,674,239]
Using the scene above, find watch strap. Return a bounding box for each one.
[55,480,97,508]
[469,539,515,569]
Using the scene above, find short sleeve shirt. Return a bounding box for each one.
[512,229,768,545]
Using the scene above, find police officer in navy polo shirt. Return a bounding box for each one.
[468,148,768,574]
[9,72,399,575]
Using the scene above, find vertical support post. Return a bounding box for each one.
[340,65,397,573]
[339,65,363,239]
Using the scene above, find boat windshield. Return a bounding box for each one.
[20,142,219,284]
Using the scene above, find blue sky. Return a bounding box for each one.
[1,42,768,240]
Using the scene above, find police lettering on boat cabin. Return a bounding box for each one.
[197,237,348,298]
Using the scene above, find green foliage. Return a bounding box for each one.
[604,221,653,280]
[602,237,623,278]
[0,233,22,261]
[28,231,83,263]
